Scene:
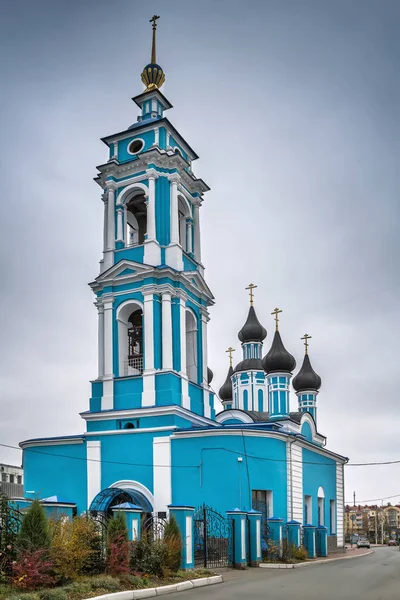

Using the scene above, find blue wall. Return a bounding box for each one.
[302,448,336,527]
[171,432,288,517]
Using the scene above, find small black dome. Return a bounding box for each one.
[233,358,263,373]
[207,367,213,384]
[292,354,321,392]
[219,366,233,401]
[238,306,267,343]
[262,331,296,374]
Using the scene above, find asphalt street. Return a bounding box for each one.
[179,547,400,600]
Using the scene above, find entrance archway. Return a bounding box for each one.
[89,486,153,517]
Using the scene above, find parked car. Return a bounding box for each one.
[357,538,370,548]
[388,540,398,546]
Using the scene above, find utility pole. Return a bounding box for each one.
[375,510,378,545]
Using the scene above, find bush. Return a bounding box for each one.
[86,574,120,591]
[39,589,68,600]
[18,500,51,553]
[107,512,128,545]
[50,515,104,581]
[163,516,182,573]
[131,536,168,577]
[12,549,56,590]
[63,581,91,596]
[293,546,308,561]
[118,573,150,589]
[106,534,130,576]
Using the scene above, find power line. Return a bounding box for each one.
[345,492,400,505]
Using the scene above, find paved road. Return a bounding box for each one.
[181,547,400,600]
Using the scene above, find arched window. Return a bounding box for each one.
[127,309,143,373]
[117,300,144,377]
[318,487,325,526]
[178,196,191,252]
[243,389,249,411]
[126,192,147,246]
[124,422,135,429]
[258,389,264,412]
[185,310,198,384]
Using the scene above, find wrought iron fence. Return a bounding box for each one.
[194,505,234,568]
[141,515,167,541]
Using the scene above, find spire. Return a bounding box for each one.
[141,15,166,91]
[293,336,321,392]
[262,309,296,374]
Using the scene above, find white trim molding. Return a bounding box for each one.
[87,440,101,509]
[110,479,154,510]
[153,436,172,515]
[80,404,218,428]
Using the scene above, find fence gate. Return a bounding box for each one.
[252,499,270,558]
[194,505,234,568]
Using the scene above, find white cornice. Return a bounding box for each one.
[85,426,177,436]
[20,437,85,449]
[80,405,219,428]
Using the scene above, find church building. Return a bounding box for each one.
[20,17,347,556]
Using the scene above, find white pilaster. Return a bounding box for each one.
[162,293,173,370]
[336,462,344,547]
[179,298,187,376]
[102,192,108,253]
[87,440,101,508]
[113,141,118,160]
[153,127,159,146]
[153,436,171,514]
[287,442,303,522]
[104,184,116,271]
[102,296,114,410]
[97,303,104,378]
[170,179,179,244]
[143,293,155,407]
[201,313,210,418]
[193,204,201,263]
[146,175,156,241]
[116,208,123,242]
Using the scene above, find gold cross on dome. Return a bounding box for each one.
[245,283,257,306]
[301,333,312,354]
[226,346,235,367]
[150,15,160,28]
[271,307,282,331]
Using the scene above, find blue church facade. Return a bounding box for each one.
[20,18,347,555]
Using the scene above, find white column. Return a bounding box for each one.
[102,192,108,252]
[97,303,104,378]
[102,296,114,410]
[113,141,118,160]
[170,179,179,244]
[162,293,173,370]
[116,208,123,242]
[153,127,159,146]
[201,313,208,387]
[87,440,101,508]
[144,293,154,371]
[179,298,187,375]
[146,175,156,240]
[106,185,115,250]
[193,204,201,262]
[186,220,193,254]
[153,437,172,514]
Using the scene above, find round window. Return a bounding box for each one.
[128,139,144,155]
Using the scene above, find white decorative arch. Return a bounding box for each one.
[117,182,149,206]
[317,486,325,526]
[215,410,255,424]
[318,486,325,499]
[109,479,154,510]
[116,299,144,377]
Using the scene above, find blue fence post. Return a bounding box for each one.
[303,524,317,558]
[227,509,248,569]
[316,525,328,557]
[168,505,195,570]
[111,503,143,541]
[267,517,284,558]
[247,510,262,566]
[286,520,301,550]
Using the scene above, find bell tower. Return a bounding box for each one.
[88,17,215,422]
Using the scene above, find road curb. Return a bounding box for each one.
[259,550,374,569]
[84,575,223,600]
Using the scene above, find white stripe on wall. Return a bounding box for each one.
[153,436,172,514]
[287,442,303,522]
[336,462,344,547]
[241,518,246,560]
[186,515,193,564]
[86,440,101,509]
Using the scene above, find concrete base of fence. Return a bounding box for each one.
[85,575,224,600]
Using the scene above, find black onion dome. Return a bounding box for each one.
[292,354,321,392]
[238,306,267,343]
[207,367,213,385]
[219,366,233,401]
[262,331,296,374]
[233,358,263,373]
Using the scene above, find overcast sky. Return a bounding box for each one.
[0,0,399,505]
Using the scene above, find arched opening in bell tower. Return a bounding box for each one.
[185,309,198,384]
[178,195,191,253]
[117,300,144,377]
[126,192,147,246]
